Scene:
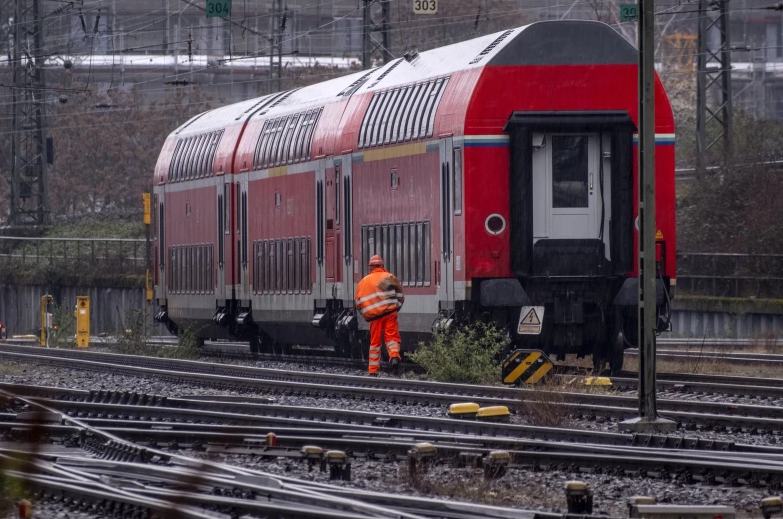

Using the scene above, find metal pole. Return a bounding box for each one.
[695,0,707,176]
[621,0,674,433]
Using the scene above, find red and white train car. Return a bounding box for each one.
[152,20,676,370]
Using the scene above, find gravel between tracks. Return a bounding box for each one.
[187,451,770,517]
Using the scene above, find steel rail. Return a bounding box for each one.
[6,347,783,429]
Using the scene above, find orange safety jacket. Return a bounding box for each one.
[355,267,405,322]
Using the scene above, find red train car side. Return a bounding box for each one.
[153,20,676,371]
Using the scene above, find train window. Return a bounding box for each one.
[256,121,271,169]
[224,184,231,235]
[275,117,289,165]
[335,167,340,225]
[416,222,424,286]
[423,221,431,285]
[287,238,294,293]
[284,114,300,164]
[267,241,273,294]
[169,140,182,182]
[384,88,404,145]
[202,245,207,293]
[402,84,424,142]
[206,246,212,293]
[375,89,398,147]
[184,137,198,180]
[389,86,411,144]
[274,239,281,294]
[299,237,306,292]
[293,111,308,161]
[302,109,320,161]
[453,147,463,215]
[159,202,165,270]
[409,224,418,284]
[369,91,388,148]
[191,246,196,293]
[207,131,221,177]
[192,135,204,179]
[395,224,402,283]
[411,81,434,141]
[261,118,278,168]
[358,96,378,148]
[272,116,289,167]
[552,135,589,208]
[236,184,241,234]
[421,78,446,138]
[253,121,270,169]
[173,140,185,181]
[201,134,212,178]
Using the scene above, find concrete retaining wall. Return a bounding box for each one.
[0,284,165,337]
[669,309,783,338]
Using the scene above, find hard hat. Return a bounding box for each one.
[369,255,384,267]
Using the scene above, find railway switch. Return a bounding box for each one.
[502,349,553,385]
[300,445,324,472]
[483,450,510,479]
[762,497,783,519]
[325,450,351,481]
[74,296,90,348]
[476,406,510,422]
[565,481,593,515]
[447,402,479,419]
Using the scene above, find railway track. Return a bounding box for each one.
[4,385,610,519]
[4,344,783,439]
[5,383,783,491]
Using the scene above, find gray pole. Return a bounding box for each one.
[620,0,675,433]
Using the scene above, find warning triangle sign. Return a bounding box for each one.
[518,306,544,335]
[522,308,540,325]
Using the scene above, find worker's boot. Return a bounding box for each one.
[391,357,401,375]
[368,372,380,377]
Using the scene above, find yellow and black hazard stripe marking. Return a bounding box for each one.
[502,349,553,385]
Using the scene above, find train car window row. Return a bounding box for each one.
[253,108,323,170]
[168,130,224,183]
[253,237,312,295]
[358,76,449,149]
[167,244,215,294]
[361,221,430,286]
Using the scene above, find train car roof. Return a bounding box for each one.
[167,20,635,138]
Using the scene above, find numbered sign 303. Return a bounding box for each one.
[413,0,437,15]
[207,0,231,18]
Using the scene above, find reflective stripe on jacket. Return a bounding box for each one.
[355,268,405,322]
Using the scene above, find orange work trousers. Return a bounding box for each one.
[368,312,401,373]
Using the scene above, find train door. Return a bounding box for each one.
[236,176,249,300]
[314,159,329,299]
[324,162,342,293]
[439,138,455,303]
[156,187,166,301]
[341,155,354,301]
[217,179,234,302]
[532,133,609,249]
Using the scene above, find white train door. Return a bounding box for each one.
[532,133,611,253]
[439,137,455,303]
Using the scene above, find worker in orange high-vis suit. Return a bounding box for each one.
[355,255,404,376]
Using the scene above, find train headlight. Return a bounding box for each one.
[484,214,506,235]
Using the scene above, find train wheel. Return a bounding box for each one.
[609,329,625,374]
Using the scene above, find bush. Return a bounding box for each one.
[411,321,509,385]
[114,309,155,356]
[157,324,202,360]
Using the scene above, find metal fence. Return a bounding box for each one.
[676,252,783,299]
[0,236,148,276]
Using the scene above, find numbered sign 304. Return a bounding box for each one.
[206,0,231,17]
[413,0,437,15]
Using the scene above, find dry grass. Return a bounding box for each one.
[515,377,616,427]
[400,469,566,510]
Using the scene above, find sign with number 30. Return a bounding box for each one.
[413,0,437,14]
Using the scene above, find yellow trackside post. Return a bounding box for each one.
[74,296,90,348]
[40,295,53,347]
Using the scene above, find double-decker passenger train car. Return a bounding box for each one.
[152,20,676,372]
